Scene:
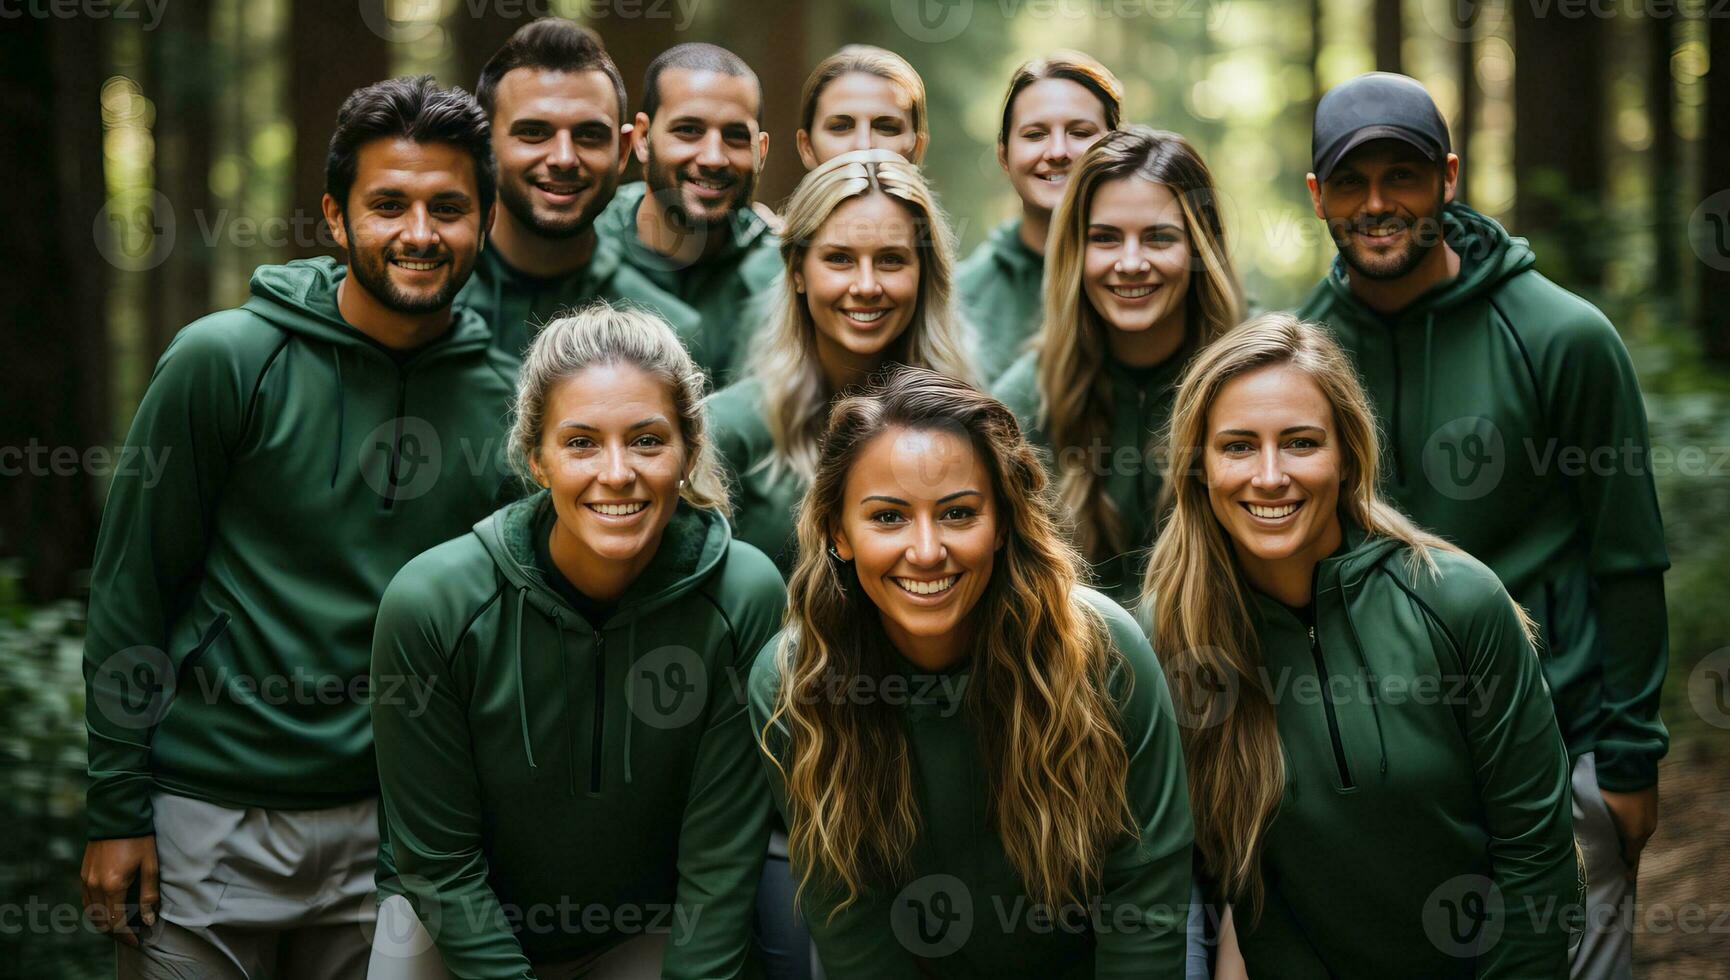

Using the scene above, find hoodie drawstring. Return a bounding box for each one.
[330,350,346,489]
[1337,586,1389,776]
[513,586,537,772]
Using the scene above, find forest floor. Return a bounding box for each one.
[1632,732,1730,979]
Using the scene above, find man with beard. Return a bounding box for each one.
[595,42,779,384]
[464,18,698,360]
[80,76,518,978]
[1298,72,1667,980]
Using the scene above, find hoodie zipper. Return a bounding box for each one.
[1385,322,1405,487]
[590,630,605,794]
[1308,625,1356,790]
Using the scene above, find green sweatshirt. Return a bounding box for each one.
[706,377,807,578]
[957,218,1045,383]
[992,350,1189,606]
[748,588,1194,978]
[456,236,703,361]
[1220,519,1580,978]
[372,492,786,978]
[83,257,519,840]
[1296,203,1670,791]
[595,182,781,384]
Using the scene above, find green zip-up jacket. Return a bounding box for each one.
[83,257,518,840]
[372,492,786,979]
[992,350,1189,606]
[595,181,781,384]
[456,236,702,361]
[707,377,807,577]
[957,218,1045,383]
[1297,203,1670,791]
[748,588,1194,978]
[1219,520,1580,978]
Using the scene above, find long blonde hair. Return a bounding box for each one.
[1144,312,1488,915]
[1036,125,1244,566]
[765,367,1131,916]
[743,149,975,486]
[800,45,929,165]
[510,301,730,516]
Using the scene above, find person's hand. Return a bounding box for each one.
[81,836,158,946]
[1599,783,1659,882]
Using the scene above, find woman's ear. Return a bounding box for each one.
[528,450,549,489]
[830,527,855,561]
[792,269,806,294]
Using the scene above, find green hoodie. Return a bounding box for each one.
[747,588,1194,978]
[456,235,703,361]
[595,182,781,384]
[1296,203,1670,791]
[372,492,786,979]
[957,218,1045,383]
[992,350,1189,606]
[1217,519,1580,978]
[83,257,519,840]
[706,377,806,577]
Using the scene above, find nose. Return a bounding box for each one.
[598,442,633,488]
[546,130,578,172]
[1250,445,1289,492]
[850,128,872,152]
[905,514,947,568]
[1114,238,1151,275]
[399,203,438,254]
[1364,178,1389,216]
[696,129,728,169]
[851,257,883,298]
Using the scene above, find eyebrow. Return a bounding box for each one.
[1217,425,1326,438]
[557,417,667,431]
[860,489,983,506]
[1088,222,1184,234]
[366,187,473,205]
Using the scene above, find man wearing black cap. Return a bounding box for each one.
[1298,71,1667,980]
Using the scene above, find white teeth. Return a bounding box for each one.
[1037,173,1065,182]
[894,575,957,596]
[1247,502,1299,519]
[589,501,647,516]
[1110,284,1155,298]
[844,309,888,323]
[538,183,583,194]
[394,259,441,271]
[690,177,729,190]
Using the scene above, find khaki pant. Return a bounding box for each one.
[115,791,377,980]
[367,894,669,979]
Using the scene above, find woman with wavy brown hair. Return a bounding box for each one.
[1145,312,1580,978]
[747,366,1193,977]
[993,124,1244,607]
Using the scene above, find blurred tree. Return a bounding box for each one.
[0,15,111,601]
[599,12,691,185]
[1647,6,1677,296]
[1374,0,1402,74]
[148,0,216,358]
[1454,6,1477,204]
[290,0,388,258]
[713,0,808,207]
[454,6,520,93]
[1704,7,1730,359]
[1513,7,1606,287]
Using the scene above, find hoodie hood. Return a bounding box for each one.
[602,180,772,271]
[986,217,1043,276]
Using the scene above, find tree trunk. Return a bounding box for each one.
[290,0,389,258]
[1374,0,1402,74]
[148,0,216,358]
[1512,4,1605,287]
[1453,12,1477,204]
[1702,7,1730,359]
[719,0,806,208]
[0,14,111,600]
[604,14,708,186]
[453,7,521,95]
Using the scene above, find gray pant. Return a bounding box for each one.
[368,893,668,979]
[115,791,377,980]
[1571,752,1635,980]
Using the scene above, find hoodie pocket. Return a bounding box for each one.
[176,611,232,691]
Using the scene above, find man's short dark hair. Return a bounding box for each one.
[475,18,627,125]
[640,42,762,125]
[326,75,496,218]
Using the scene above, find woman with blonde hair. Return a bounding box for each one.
[709,148,975,577]
[958,50,1122,381]
[749,366,1193,976]
[1145,312,1580,978]
[368,303,787,979]
[796,45,929,168]
[993,124,1244,605]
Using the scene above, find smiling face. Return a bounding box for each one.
[491,67,627,241]
[795,191,922,380]
[1308,139,1456,282]
[530,362,689,585]
[798,71,921,168]
[636,67,767,227]
[1083,176,1193,337]
[334,137,483,315]
[1204,363,1344,588]
[832,426,1002,668]
[1000,78,1110,217]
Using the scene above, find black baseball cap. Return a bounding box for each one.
[1312,72,1451,181]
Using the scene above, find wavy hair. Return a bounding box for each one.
[799,45,928,165]
[1036,125,1244,566]
[742,149,976,486]
[1142,312,1519,916]
[510,301,729,516]
[764,366,1131,916]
